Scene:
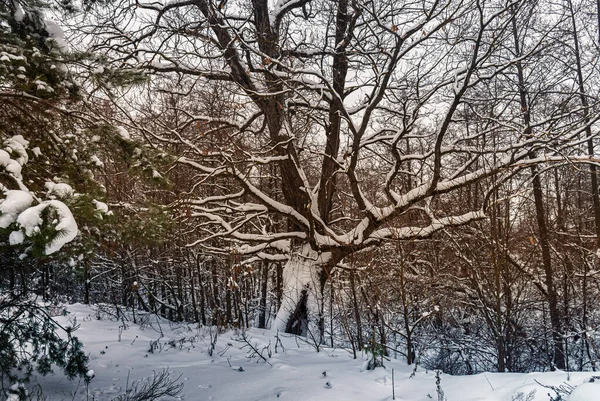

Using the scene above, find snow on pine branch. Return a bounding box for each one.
[0,135,80,256]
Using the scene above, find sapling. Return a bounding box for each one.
[435,370,447,401]
[111,369,183,401]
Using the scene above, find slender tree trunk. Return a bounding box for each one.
[148,281,156,314]
[400,278,413,364]
[9,263,15,296]
[40,264,45,299]
[160,284,167,318]
[226,284,232,326]
[276,262,283,311]
[569,0,600,248]
[350,271,363,351]
[490,170,506,372]
[189,258,200,323]
[330,278,334,348]
[210,257,220,325]
[502,200,516,372]
[511,8,565,370]
[176,266,184,322]
[121,262,128,307]
[258,261,269,329]
[196,257,207,325]
[83,262,90,305]
[582,259,596,370]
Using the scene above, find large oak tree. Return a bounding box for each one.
[79,0,600,341]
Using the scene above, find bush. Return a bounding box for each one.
[0,294,90,392]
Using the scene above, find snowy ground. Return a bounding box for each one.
[25,304,600,401]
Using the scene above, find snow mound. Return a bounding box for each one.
[29,304,600,401]
[569,381,600,401]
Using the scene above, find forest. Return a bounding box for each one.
[3,0,600,399]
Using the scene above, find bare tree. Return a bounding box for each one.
[77,0,600,341]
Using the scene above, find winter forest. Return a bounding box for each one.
[4,0,600,399]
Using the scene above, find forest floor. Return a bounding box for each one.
[28,304,598,401]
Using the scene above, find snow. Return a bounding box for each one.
[0,189,34,228]
[3,135,29,173]
[16,203,44,236]
[0,149,11,167]
[273,244,321,334]
[90,155,104,167]
[8,229,24,245]
[7,382,26,400]
[45,200,78,254]
[570,382,600,401]
[5,159,22,178]
[45,181,75,199]
[369,210,486,242]
[16,200,78,254]
[44,20,68,50]
[12,0,24,22]
[93,199,109,213]
[24,303,599,401]
[0,146,25,179]
[115,126,131,140]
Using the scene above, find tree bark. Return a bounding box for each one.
[569,0,600,248]
[258,261,269,329]
[349,271,363,351]
[189,257,200,323]
[511,7,565,370]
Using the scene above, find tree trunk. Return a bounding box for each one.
[189,259,200,323]
[511,7,565,370]
[226,285,232,326]
[84,263,90,305]
[196,257,207,325]
[582,259,596,370]
[490,186,506,372]
[258,261,269,329]
[274,244,325,341]
[350,271,363,351]
[276,262,283,311]
[210,257,221,325]
[569,0,600,249]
